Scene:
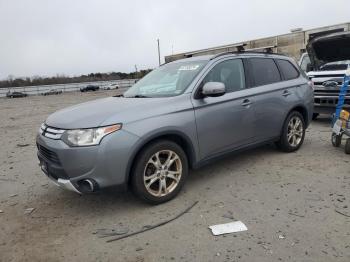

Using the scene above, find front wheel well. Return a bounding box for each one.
[127,134,195,186]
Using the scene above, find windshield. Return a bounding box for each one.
[124,60,207,98]
[320,60,350,71]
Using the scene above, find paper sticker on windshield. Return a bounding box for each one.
[179,65,200,71]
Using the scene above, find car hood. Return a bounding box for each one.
[45,96,187,129]
[307,32,350,70]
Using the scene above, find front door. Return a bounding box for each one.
[191,58,255,160]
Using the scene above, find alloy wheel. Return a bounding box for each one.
[287,116,304,147]
[143,150,182,197]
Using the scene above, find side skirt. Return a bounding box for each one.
[192,137,280,170]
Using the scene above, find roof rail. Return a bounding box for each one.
[210,46,287,60]
[184,43,247,57]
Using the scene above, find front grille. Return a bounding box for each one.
[311,75,344,85]
[310,75,350,107]
[314,89,342,95]
[37,144,61,164]
[314,98,350,106]
[313,88,349,98]
[39,123,65,140]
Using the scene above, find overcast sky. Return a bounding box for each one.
[0,0,349,79]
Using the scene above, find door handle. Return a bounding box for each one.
[282,90,291,97]
[241,99,252,107]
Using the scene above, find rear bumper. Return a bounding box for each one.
[36,129,140,193]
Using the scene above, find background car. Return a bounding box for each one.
[41,89,63,96]
[6,91,28,98]
[103,83,120,90]
[304,31,350,119]
[80,85,99,92]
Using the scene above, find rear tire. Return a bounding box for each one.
[276,111,305,152]
[131,140,188,204]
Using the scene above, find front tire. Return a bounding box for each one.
[276,111,306,152]
[131,140,188,204]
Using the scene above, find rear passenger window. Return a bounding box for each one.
[276,59,299,80]
[250,58,281,86]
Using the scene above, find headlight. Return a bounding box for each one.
[62,124,122,146]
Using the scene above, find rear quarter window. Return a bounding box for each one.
[276,59,300,80]
[250,58,281,86]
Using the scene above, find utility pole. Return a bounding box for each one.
[134,65,138,79]
[157,38,161,66]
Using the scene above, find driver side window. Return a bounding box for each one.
[202,59,246,93]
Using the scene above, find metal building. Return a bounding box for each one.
[165,22,350,63]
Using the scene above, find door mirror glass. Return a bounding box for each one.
[202,82,226,97]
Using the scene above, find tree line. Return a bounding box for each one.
[0,69,152,88]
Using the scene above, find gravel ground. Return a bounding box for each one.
[0,91,349,262]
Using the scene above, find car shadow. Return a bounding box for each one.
[186,143,277,186]
[313,114,332,126]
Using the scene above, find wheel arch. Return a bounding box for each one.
[125,130,197,186]
[278,104,309,139]
[287,104,309,126]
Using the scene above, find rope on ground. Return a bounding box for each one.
[106,201,199,243]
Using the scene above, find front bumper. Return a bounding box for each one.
[38,157,82,193]
[36,129,140,193]
[314,96,350,114]
[46,176,82,194]
[56,178,82,193]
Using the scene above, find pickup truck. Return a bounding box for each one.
[299,32,350,119]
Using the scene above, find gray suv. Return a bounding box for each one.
[37,52,313,204]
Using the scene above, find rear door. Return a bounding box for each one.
[191,58,256,159]
[247,58,291,141]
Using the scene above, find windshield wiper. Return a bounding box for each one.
[113,94,124,97]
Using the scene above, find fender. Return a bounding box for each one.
[281,103,310,132]
[124,128,199,184]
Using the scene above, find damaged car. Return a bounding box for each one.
[37,52,313,204]
[305,31,350,119]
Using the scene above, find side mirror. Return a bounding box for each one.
[306,63,314,72]
[202,82,226,97]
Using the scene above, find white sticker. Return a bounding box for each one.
[179,65,200,71]
[209,221,248,236]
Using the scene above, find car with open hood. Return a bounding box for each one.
[305,32,350,118]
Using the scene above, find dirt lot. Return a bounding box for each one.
[0,91,349,262]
